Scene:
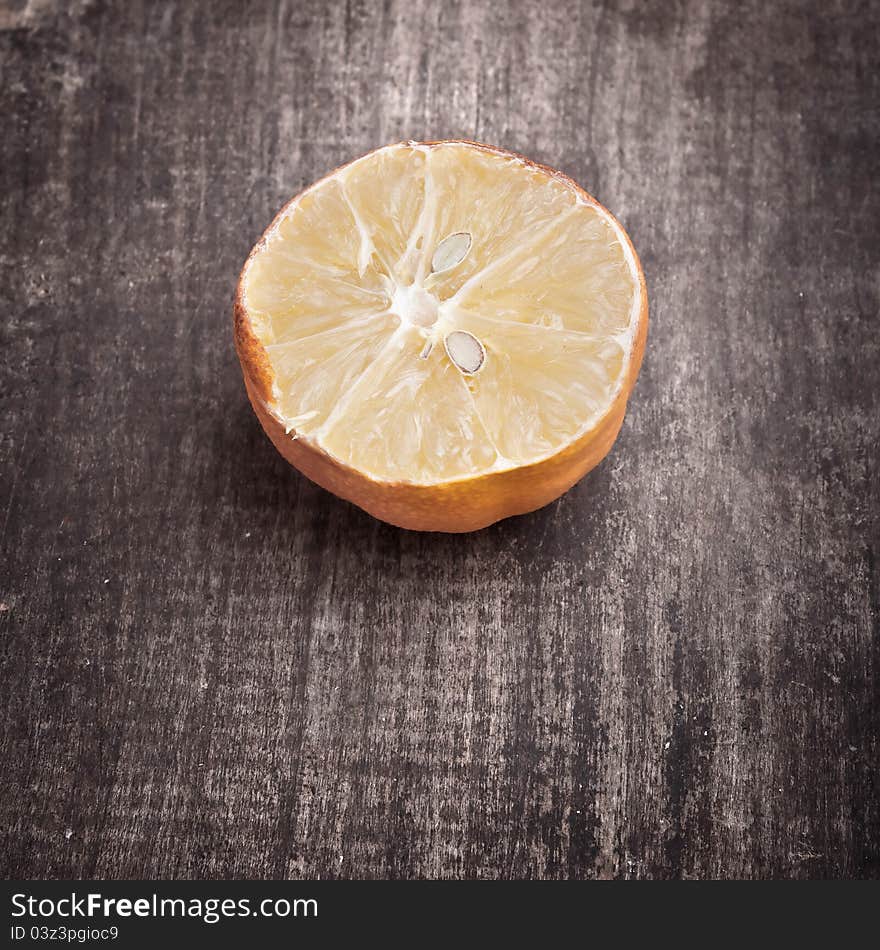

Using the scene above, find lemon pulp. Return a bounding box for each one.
[243,142,640,483]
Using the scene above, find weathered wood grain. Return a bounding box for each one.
[1,0,877,879]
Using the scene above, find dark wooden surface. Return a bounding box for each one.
[2,0,878,880]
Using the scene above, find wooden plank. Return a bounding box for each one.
[1,0,877,879]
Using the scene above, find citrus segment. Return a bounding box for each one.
[266,313,398,432]
[445,309,625,463]
[320,327,498,481]
[340,145,426,282]
[450,206,636,335]
[422,145,579,302]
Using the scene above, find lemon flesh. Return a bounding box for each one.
[243,142,640,484]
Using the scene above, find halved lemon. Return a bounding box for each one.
[234,141,647,532]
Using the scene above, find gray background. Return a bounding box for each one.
[1,0,878,878]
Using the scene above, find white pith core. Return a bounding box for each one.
[392,281,440,329]
[243,141,644,484]
[390,252,489,376]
